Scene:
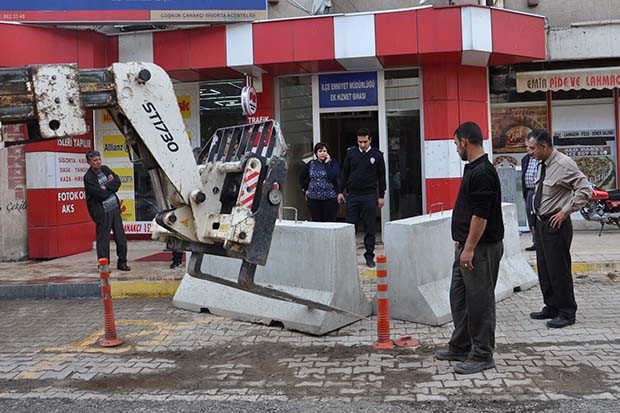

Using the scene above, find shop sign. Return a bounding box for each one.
[240,86,258,116]
[557,146,617,190]
[319,72,378,108]
[57,153,90,188]
[123,221,153,234]
[0,0,267,23]
[517,67,620,93]
[553,127,617,190]
[490,105,547,157]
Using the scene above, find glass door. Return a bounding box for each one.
[387,111,422,219]
[385,70,422,220]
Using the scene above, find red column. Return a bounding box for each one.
[422,63,489,212]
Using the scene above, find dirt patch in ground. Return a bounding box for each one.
[1,343,433,397]
[2,340,615,399]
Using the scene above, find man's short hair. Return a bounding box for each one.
[85,150,101,160]
[357,128,370,137]
[527,129,553,147]
[454,122,483,146]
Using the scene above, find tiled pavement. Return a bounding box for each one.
[0,273,619,403]
[1,231,620,403]
[1,228,620,405]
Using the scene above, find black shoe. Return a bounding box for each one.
[117,263,131,271]
[529,308,558,320]
[454,359,495,374]
[365,257,375,268]
[546,316,575,328]
[170,261,183,269]
[434,350,469,362]
[525,245,536,251]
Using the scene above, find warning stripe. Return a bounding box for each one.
[238,167,260,209]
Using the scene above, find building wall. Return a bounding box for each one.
[504,0,620,28]
[0,125,28,260]
[267,0,487,19]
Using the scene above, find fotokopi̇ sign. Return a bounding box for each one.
[0,0,267,24]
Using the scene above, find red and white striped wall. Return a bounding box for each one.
[0,5,545,212]
[149,5,545,80]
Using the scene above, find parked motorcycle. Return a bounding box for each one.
[580,186,620,235]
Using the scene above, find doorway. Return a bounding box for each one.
[319,111,379,219]
[319,111,379,168]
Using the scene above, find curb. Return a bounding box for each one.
[0,280,180,300]
[571,262,620,275]
[2,262,619,300]
[0,282,100,300]
[111,280,181,298]
[528,262,620,275]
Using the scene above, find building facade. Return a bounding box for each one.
[0,2,546,259]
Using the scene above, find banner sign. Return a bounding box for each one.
[0,0,267,23]
[319,72,378,108]
[517,66,620,93]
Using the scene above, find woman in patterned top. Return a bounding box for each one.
[299,142,340,222]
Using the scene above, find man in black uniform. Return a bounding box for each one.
[434,122,504,374]
[337,128,386,268]
[83,150,130,271]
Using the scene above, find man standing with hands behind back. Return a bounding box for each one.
[527,129,591,328]
[84,150,130,272]
[338,128,386,268]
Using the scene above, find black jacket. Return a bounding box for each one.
[84,165,121,223]
[299,158,340,195]
[339,146,386,198]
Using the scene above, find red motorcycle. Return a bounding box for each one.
[580,186,620,235]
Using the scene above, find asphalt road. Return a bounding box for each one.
[1,398,620,412]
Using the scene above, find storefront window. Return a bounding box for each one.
[385,69,422,220]
[278,76,313,220]
[199,79,246,149]
[552,99,616,189]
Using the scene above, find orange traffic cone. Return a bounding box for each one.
[372,255,419,350]
[98,258,123,347]
[373,255,394,349]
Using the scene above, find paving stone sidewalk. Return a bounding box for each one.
[1,229,620,300]
[1,272,619,404]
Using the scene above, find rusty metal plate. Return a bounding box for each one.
[32,65,87,138]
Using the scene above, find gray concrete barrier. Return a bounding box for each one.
[173,220,372,336]
[500,203,539,292]
[383,203,537,326]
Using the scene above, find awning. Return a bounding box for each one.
[516,66,620,93]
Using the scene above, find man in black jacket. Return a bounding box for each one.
[337,128,386,268]
[434,122,504,375]
[83,150,130,271]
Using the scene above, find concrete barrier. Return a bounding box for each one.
[500,203,539,292]
[173,220,372,336]
[383,203,537,326]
